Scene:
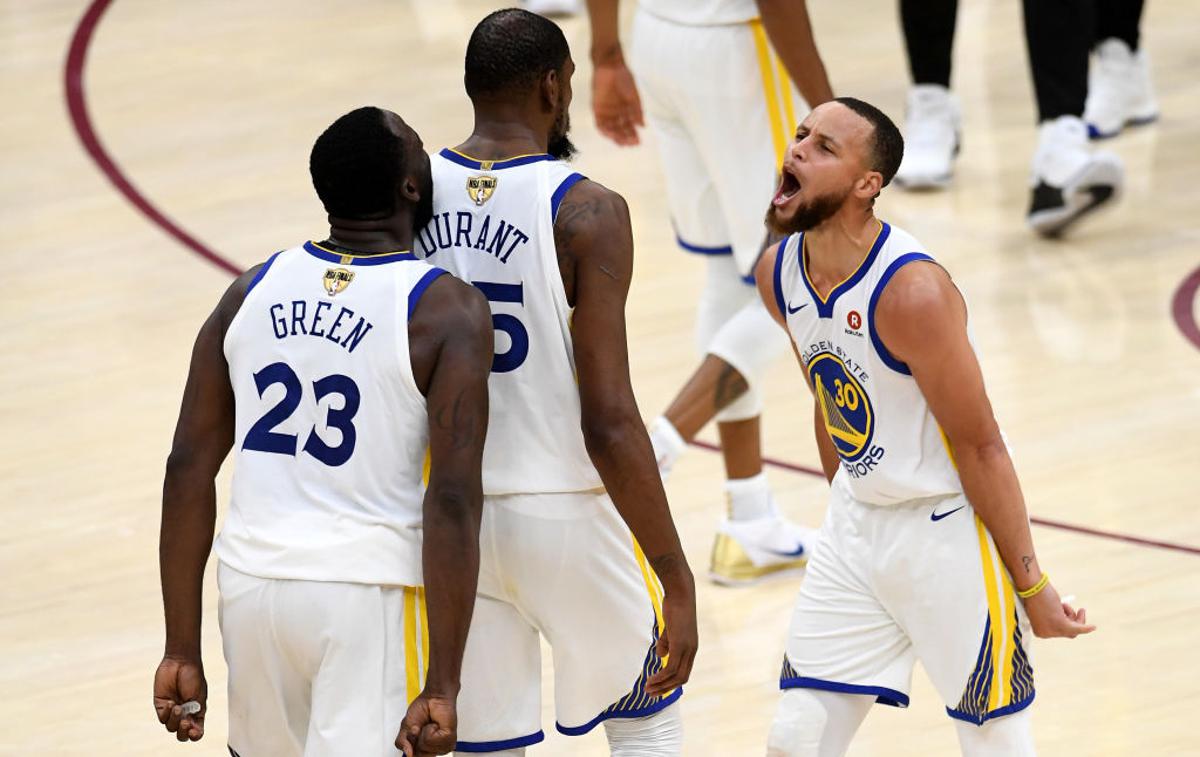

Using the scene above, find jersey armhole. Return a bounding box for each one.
[407,267,449,320]
[550,172,586,222]
[772,235,791,320]
[245,249,285,295]
[867,252,936,375]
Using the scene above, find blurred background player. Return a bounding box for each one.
[585,0,834,585]
[756,98,1095,756]
[154,107,493,757]
[416,10,697,755]
[893,0,1156,236]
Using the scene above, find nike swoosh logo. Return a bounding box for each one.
[770,544,807,557]
[786,302,809,315]
[930,505,965,522]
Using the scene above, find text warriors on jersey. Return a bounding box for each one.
[800,339,886,478]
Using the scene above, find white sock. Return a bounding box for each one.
[725,472,774,521]
[649,417,687,480]
[604,702,683,756]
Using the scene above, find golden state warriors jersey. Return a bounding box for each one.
[418,150,603,496]
[772,223,965,505]
[639,0,758,25]
[215,243,446,586]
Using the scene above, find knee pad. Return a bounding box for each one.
[694,256,755,355]
[767,689,827,757]
[708,299,791,423]
[603,702,683,757]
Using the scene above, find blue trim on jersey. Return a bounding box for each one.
[245,250,283,295]
[303,241,417,266]
[407,267,449,319]
[772,235,791,319]
[866,251,936,375]
[676,234,733,256]
[947,691,1036,726]
[438,148,554,170]
[551,172,586,221]
[454,730,546,752]
[799,222,892,318]
[780,675,910,708]
[555,687,683,736]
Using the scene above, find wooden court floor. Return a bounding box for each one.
[2,0,1198,754]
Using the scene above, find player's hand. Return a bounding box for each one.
[592,58,644,147]
[1022,580,1096,639]
[645,584,698,696]
[396,689,458,757]
[153,654,207,742]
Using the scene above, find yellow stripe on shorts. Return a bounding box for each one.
[404,586,421,704]
[974,516,1009,711]
[631,537,665,633]
[750,20,788,164]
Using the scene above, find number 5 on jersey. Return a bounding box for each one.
[474,281,528,373]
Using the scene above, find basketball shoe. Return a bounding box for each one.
[1085,39,1158,140]
[709,491,817,586]
[1027,115,1123,237]
[894,85,961,189]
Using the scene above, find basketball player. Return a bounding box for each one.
[585,0,834,584]
[755,99,1096,755]
[153,107,493,757]
[414,9,697,754]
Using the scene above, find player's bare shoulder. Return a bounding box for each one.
[552,178,633,303]
[407,271,492,396]
[874,256,966,363]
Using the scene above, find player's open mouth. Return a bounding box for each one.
[773,169,801,207]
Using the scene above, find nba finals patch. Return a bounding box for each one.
[467,174,497,206]
[323,267,354,296]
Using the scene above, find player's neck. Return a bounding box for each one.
[458,110,549,160]
[325,216,413,254]
[803,210,881,286]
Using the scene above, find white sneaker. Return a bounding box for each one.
[1085,38,1158,140]
[1027,116,1123,237]
[894,85,961,189]
[520,0,581,17]
[708,513,818,586]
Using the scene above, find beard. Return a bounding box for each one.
[765,186,850,235]
[549,109,576,161]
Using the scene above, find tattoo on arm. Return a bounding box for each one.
[1022,555,1034,574]
[433,387,480,452]
[712,361,750,412]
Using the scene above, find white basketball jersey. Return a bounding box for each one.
[215,242,447,586]
[772,222,965,505]
[417,149,602,495]
[639,0,758,25]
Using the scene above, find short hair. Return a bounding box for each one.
[464,8,570,100]
[310,106,405,220]
[833,97,904,188]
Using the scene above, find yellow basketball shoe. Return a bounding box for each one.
[708,512,818,586]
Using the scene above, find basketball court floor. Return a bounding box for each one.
[2,0,1198,754]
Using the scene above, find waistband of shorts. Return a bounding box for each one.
[484,489,613,519]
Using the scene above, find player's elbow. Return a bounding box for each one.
[426,481,483,527]
[580,408,641,463]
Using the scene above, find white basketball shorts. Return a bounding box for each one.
[779,477,1036,726]
[218,562,430,757]
[453,491,678,752]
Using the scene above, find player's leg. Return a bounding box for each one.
[218,562,310,757]
[771,487,916,754]
[766,688,873,757]
[1086,0,1156,138]
[453,501,545,754]
[953,707,1036,756]
[603,701,684,756]
[890,496,1037,754]
[1023,0,1123,236]
[894,0,961,188]
[301,580,419,756]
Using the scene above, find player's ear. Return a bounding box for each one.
[541,68,560,114]
[854,171,883,202]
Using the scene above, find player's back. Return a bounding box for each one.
[418,150,601,495]
[215,242,446,586]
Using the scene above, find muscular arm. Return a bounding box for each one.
[407,274,493,699]
[875,262,1094,638]
[557,179,697,694]
[156,265,258,739]
[756,0,834,107]
[755,246,838,483]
